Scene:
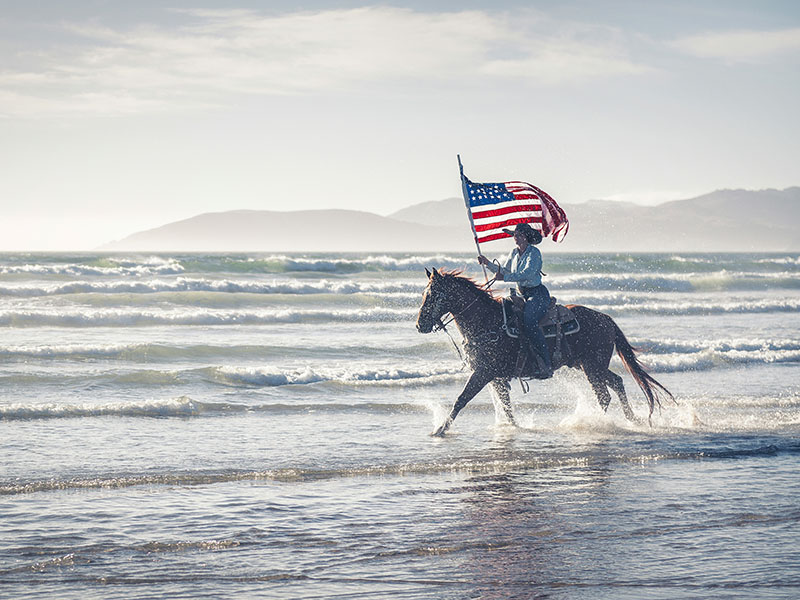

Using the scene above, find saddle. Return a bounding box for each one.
[501,296,580,382]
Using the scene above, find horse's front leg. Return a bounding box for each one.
[432,369,495,437]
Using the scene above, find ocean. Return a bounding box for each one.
[1,251,798,599]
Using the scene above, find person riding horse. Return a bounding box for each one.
[477,222,552,378]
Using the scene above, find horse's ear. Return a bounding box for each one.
[431,268,441,280]
[425,268,432,278]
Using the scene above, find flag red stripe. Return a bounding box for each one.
[470,203,540,220]
[476,231,512,243]
[473,216,542,233]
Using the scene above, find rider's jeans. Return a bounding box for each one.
[523,285,551,368]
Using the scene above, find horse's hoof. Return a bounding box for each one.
[430,423,450,437]
[430,417,453,437]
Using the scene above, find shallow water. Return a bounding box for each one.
[1,252,798,598]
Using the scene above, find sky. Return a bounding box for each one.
[1,1,798,250]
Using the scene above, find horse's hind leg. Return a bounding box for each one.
[490,378,515,426]
[605,369,635,421]
[585,367,612,413]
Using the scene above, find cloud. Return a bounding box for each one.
[671,27,800,63]
[0,6,651,117]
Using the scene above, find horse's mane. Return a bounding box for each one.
[439,269,500,305]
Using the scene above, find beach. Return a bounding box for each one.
[1,251,798,599]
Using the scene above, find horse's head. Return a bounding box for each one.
[416,267,454,333]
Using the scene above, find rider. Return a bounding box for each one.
[477,222,553,377]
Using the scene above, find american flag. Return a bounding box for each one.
[463,176,569,243]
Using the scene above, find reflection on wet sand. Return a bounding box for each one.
[454,452,615,597]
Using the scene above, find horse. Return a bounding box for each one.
[416,268,673,436]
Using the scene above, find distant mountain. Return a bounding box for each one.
[389,197,465,227]
[101,188,800,252]
[100,208,474,252]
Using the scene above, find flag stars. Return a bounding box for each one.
[467,181,512,204]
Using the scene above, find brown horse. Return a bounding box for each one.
[416,268,673,436]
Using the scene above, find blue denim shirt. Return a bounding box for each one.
[487,244,542,291]
[487,245,543,290]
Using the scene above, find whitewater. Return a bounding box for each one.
[1,252,798,599]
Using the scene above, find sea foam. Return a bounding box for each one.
[0,278,424,298]
[0,306,416,327]
[0,396,213,421]
[210,364,463,387]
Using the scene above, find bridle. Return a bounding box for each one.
[430,272,498,331]
[427,272,501,363]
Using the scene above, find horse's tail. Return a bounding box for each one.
[613,322,674,418]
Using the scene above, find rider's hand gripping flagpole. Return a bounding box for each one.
[457,155,489,281]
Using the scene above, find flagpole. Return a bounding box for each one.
[457,154,489,281]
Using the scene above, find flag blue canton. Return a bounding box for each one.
[465,179,514,207]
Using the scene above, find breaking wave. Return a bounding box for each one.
[3,252,799,279]
[242,254,474,273]
[1,297,796,328]
[754,256,800,266]
[0,364,464,412]
[0,278,424,298]
[0,306,416,327]
[627,338,800,372]
[206,364,462,387]
[0,396,217,421]
[589,297,800,315]
[0,340,446,361]
[0,385,454,421]
[550,271,800,292]
[0,257,185,277]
